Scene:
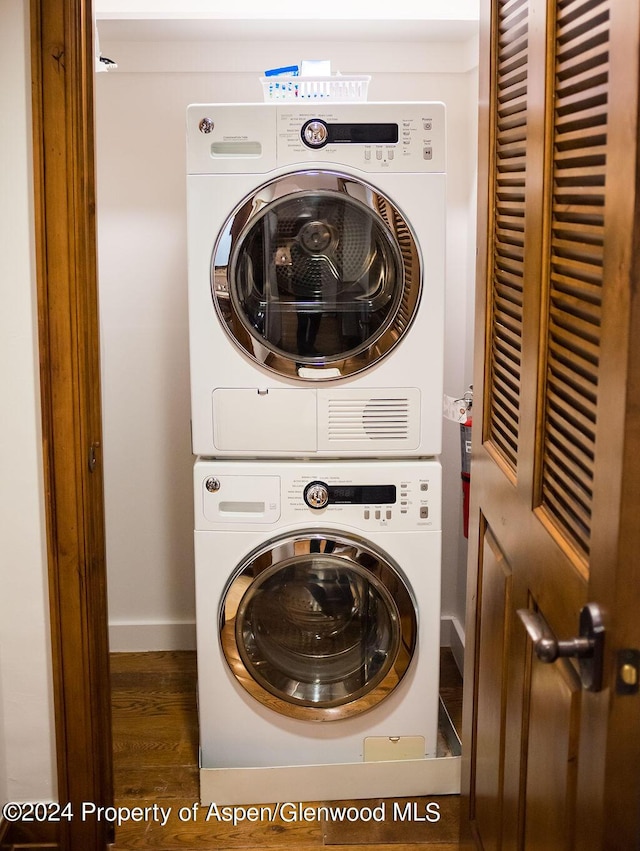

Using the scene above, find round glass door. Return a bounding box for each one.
[212,171,422,380]
[219,531,417,721]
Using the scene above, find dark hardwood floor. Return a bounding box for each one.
[110,649,469,850]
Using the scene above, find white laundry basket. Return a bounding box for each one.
[260,75,370,102]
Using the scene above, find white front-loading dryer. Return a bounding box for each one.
[194,458,453,805]
[187,102,446,458]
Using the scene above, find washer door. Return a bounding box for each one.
[219,531,417,721]
[212,171,421,380]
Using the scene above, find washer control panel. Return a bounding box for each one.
[297,474,434,529]
[196,460,441,531]
[303,480,396,511]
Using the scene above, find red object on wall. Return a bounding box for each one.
[460,417,472,538]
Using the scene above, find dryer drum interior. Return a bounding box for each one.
[219,532,418,721]
[211,171,422,380]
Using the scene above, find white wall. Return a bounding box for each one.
[95,0,479,20]
[0,0,57,805]
[96,29,478,652]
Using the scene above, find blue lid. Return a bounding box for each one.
[264,65,299,77]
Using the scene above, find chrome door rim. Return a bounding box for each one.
[219,530,417,721]
[211,170,422,381]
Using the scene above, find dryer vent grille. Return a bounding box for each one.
[326,397,412,441]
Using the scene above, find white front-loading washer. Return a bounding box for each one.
[187,102,446,458]
[194,458,458,805]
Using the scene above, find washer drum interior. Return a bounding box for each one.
[219,531,418,721]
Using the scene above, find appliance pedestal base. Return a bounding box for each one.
[199,753,461,806]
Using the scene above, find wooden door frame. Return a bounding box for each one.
[24,0,113,848]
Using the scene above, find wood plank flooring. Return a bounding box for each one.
[110,649,470,850]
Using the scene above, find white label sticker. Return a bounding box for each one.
[443,394,470,424]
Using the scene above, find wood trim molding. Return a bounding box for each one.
[0,816,59,850]
[0,817,8,846]
[30,0,113,849]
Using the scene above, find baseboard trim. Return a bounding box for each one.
[108,620,196,651]
[0,815,59,850]
[440,615,465,673]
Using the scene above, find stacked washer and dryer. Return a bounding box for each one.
[186,101,454,805]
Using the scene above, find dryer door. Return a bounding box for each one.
[219,530,417,720]
[212,171,421,380]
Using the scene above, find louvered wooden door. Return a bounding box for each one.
[462,0,640,848]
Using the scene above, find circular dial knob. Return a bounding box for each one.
[304,481,330,509]
[302,120,329,148]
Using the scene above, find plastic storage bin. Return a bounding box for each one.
[260,75,370,102]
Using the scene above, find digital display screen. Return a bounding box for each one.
[329,123,399,145]
[328,485,396,505]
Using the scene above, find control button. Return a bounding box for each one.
[420,506,429,519]
[388,150,394,160]
[364,509,370,520]
[375,509,381,520]
[423,120,432,131]
[376,149,383,160]
[386,509,392,519]
[401,509,408,514]
[301,120,329,148]
[303,480,330,509]
[421,482,429,491]
[364,149,371,161]
[424,146,433,160]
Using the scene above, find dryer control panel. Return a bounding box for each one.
[278,102,445,173]
[186,102,445,175]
